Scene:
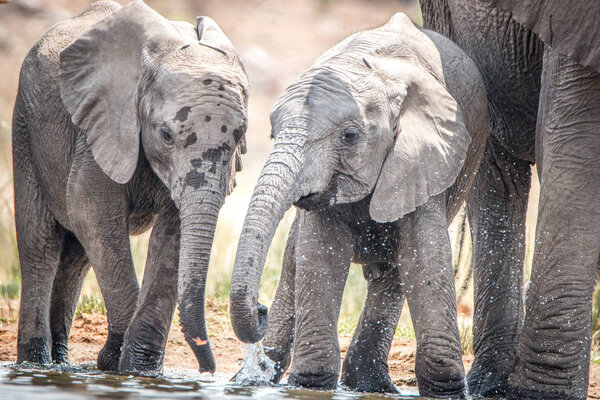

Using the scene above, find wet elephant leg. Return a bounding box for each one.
[288,210,352,390]
[263,218,298,383]
[49,233,90,363]
[466,135,532,396]
[400,193,466,398]
[88,237,139,371]
[119,209,179,372]
[341,264,403,393]
[72,209,140,371]
[508,47,600,400]
[15,170,63,364]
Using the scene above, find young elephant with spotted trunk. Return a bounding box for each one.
[230,13,487,397]
[14,0,248,373]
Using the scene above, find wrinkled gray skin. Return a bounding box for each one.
[420,1,600,399]
[14,0,248,374]
[230,13,487,397]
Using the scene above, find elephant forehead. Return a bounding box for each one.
[147,82,245,127]
[272,68,374,129]
[154,67,248,106]
[271,96,361,136]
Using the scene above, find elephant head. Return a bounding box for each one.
[59,0,248,372]
[230,13,470,343]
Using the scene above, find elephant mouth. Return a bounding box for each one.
[294,192,324,210]
[294,172,370,211]
[294,185,337,211]
[293,172,340,211]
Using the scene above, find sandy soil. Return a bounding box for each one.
[2,305,600,399]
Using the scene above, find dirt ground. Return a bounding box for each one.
[0,304,428,386]
[2,304,600,399]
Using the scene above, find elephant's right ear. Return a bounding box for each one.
[59,0,182,184]
[368,56,470,223]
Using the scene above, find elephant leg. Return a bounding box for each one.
[89,234,139,371]
[71,206,140,371]
[507,47,600,400]
[15,168,63,364]
[466,135,532,396]
[49,233,90,364]
[119,209,179,372]
[400,193,466,398]
[341,264,403,393]
[262,217,298,383]
[288,210,352,390]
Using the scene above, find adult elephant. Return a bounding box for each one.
[229,13,488,397]
[14,0,248,374]
[420,1,600,399]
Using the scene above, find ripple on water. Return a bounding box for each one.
[0,362,421,400]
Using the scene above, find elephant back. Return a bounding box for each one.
[422,29,488,221]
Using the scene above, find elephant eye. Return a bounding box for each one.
[160,127,174,146]
[342,127,360,145]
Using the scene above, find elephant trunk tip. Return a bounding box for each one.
[230,288,268,344]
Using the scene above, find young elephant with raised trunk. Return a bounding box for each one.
[14,0,248,373]
[230,13,487,397]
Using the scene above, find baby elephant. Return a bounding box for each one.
[14,0,248,373]
[230,13,487,397]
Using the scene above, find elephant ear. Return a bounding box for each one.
[59,0,183,184]
[196,16,240,59]
[369,57,470,223]
[485,0,600,72]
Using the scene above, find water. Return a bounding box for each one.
[234,343,276,385]
[0,362,424,399]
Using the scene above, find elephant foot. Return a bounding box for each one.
[97,331,124,371]
[506,385,583,400]
[415,366,467,398]
[263,347,290,384]
[288,370,338,390]
[466,359,508,397]
[119,342,164,373]
[340,365,399,393]
[17,337,52,365]
[51,338,70,364]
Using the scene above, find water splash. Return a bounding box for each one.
[234,342,275,386]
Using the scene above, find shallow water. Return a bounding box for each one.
[0,362,424,400]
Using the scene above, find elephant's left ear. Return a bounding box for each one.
[196,16,239,59]
[369,57,470,223]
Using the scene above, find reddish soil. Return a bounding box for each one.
[2,304,600,399]
[0,304,439,390]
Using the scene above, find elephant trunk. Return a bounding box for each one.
[230,131,306,343]
[177,185,224,373]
